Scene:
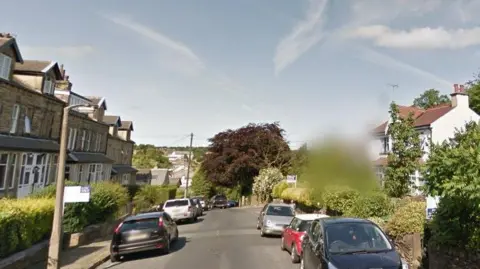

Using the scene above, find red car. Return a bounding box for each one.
[281,213,329,263]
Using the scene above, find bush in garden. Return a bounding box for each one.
[346,191,394,218]
[322,185,359,216]
[252,168,284,202]
[30,181,77,199]
[215,185,242,201]
[385,201,426,239]
[367,217,388,228]
[272,181,289,199]
[176,188,185,198]
[280,187,315,207]
[190,168,214,198]
[0,198,54,258]
[134,185,172,211]
[126,185,141,201]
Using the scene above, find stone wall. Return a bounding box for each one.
[428,244,480,269]
[393,233,423,269]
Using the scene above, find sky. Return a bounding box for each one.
[2,0,480,148]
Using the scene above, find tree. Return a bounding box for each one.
[133,144,171,169]
[190,168,214,198]
[466,72,480,115]
[287,143,308,177]
[413,88,450,109]
[423,121,480,250]
[384,103,423,197]
[252,168,284,202]
[201,122,291,195]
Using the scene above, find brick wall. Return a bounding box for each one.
[0,80,63,139]
[69,111,109,153]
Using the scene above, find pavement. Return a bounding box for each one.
[96,206,298,269]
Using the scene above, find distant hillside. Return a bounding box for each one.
[157,146,208,163]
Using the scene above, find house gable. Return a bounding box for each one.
[0,34,23,63]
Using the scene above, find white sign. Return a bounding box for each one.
[286,175,297,184]
[64,186,91,203]
[180,176,192,188]
[426,196,440,220]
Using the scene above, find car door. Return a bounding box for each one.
[304,220,320,269]
[259,204,268,226]
[311,223,328,269]
[284,218,297,249]
[162,213,175,236]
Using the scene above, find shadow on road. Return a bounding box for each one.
[120,236,189,263]
[176,217,204,225]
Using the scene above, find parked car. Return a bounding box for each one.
[226,200,238,207]
[162,198,197,223]
[281,213,329,263]
[191,198,204,216]
[192,196,209,210]
[110,212,178,262]
[210,194,228,209]
[300,217,409,269]
[257,203,295,237]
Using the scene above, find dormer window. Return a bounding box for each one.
[43,76,55,94]
[381,136,390,154]
[0,54,12,80]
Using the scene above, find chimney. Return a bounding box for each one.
[451,84,468,108]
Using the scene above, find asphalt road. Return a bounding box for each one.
[98,207,298,269]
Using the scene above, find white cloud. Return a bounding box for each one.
[357,47,453,88]
[21,45,94,59]
[273,0,329,75]
[102,14,205,70]
[349,25,480,49]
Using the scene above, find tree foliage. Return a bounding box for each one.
[423,122,480,249]
[287,143,308,177]
[384,103,423,197]
[133,144,171,169]
[466,72,480,115]
[190,168,214,198]
[412,88,450,109]
[201,122,291,194]
[252,168,284,202]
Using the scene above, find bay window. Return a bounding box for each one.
[0,153,8,189]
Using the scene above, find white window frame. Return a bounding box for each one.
[95,164,103,181]
[122,174,130,185]
[10,104,20,133]
[0,153,8,190]
[67,128,74,150]
[0,53,12,80]
[8,153,17,189]
[85,131,92,151]
[80,130,86,150]
[88,164,96,183]
[43,76,55,94]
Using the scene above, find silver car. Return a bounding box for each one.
[257,203,295,237]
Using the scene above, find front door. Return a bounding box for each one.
[32,154,48,192]
[17,153,35,198]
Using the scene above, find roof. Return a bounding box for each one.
[86,96,107,110]
[67,152,115,163]
[373,104,453,135]
[295,214,330,221]
[0,135,59,152]
[103,115,122,127]
[125,212,164,221]
[136,168,152,175]
[14,60,63,79]
[321,217,372,226]
[119,121,134,131]
[112,164,138,174]
[0,34,23,62]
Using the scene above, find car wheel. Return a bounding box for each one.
[194,216,198,222]
[162,237,171,254]
[260,228,265,237]
[173,228,179,241]
[300,255,305,269]
[280,236,286,251]
[291,244,300,263]
[110,253,120,263]
[256,221,260,230]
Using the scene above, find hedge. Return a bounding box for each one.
[322,185,359,215]
[346,191,394,219]
[280,187,315,206]
[134,185,177,211]
[272,181,289,199]
[385,200,426,239]
[0,198,54,258]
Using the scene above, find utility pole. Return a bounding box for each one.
[184,133,194,198]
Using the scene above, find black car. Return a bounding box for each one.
[110,212,178,262]
[300,217,409,269]
[210,194,228,209]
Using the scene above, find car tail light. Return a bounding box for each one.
[114,222,123,234]
[188,206,192,211]
[158,217,164,227]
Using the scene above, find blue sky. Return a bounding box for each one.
[2,0,480,148]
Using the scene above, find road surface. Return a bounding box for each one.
[98,207,298,269]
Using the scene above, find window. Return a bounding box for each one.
[43,77,55,94]
[80,130,86,150]
[88,164,96,184]
[95,133,102,151]
[65,165,70,180]
[0,153,8,189]
[10,104,20,133]
[48,155,58,184]
[381,137,389,154]
[78,165,84,182]
[0,54,12,80]
[85,131,92,151]
[7,154,17,188]
[266,205,295,217]
[95,164,103,181]
[23,108,34,134]
[67,128,74,150]
[122,174,130,185]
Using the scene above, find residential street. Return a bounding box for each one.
[98,207,298,269]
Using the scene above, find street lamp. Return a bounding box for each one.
[47,103,97,269]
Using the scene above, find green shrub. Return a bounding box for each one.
[30,181,77,199]
[346,192,393,218]
[214,185,242,201]
[126,185,141,201]
[63,182,129,233]
[190,168,214,197]
[134,185,173,211]
[272,181,289,198]
[385,201,426,239]
[367,217,388,228]
[322,185,359,216]
[280,187,315,206]
[176,188,185,198]
[0,198,54,258]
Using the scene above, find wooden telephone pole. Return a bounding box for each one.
[184,133,194,198]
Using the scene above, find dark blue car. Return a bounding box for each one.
[227,200,238,207]
[300,217,408,269]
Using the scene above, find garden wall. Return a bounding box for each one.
[428,245,480,269]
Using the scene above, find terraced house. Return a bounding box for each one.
[104,116,137,185]
[0,33,64,198]
[54,73,114,183]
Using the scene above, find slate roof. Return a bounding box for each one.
[112,164,138,174]
[119,121,133,131]
[14,60,63,79]
[103,115,122,126]
[67,152,115,163]
[0,135,59,152]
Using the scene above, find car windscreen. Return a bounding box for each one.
[120,218,158,232]
[164,200,189,207]
[214,195,226,200]
[266,205,294,216]
[326,223,393,254]
[297,220,313,232]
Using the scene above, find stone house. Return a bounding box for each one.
[105,116,137,185]
[0,33,64,198]
[52,73,114,183]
